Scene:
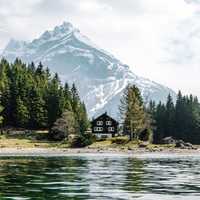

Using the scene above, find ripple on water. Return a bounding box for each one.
[0,155,200,199]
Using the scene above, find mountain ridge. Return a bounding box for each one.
[1,21,176,118]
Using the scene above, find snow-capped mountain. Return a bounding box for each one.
[1,22,176,118]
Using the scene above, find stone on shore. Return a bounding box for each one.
[175,140,194,149]
[162,137,176,144]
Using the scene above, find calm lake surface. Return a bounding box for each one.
[0,154,200,200]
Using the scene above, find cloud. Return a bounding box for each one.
[32,0,79,16]
[0,0,200,97]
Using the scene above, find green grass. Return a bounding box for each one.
[0,135,69,148]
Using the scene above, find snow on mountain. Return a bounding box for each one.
[1,22,176,118]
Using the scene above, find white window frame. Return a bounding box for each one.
[108,127,114,132]
[94,127,103,132]
[97,121,103,125]
[106,121,112,125]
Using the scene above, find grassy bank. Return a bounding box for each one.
[0,132,69,149]
[0,134,166,150]
[0,131,198,153]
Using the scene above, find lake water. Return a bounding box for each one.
[0,154,200,200]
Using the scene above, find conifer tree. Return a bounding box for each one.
[71,83,80,112]
[153,102,166,143]
[28,86,47,128]
[46,73,62,127]
[15,97,29,127]
[119,85,146,141]
[78,102,90,134]
[63,83,71,111]
[67,84,90,134]
[165,94,175,137]
[175,91,185,138]
[0,59,10,125]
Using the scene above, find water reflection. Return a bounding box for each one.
[0,155,199,199]
[123,158,145,192]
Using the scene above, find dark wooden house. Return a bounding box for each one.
[91,112,119,138]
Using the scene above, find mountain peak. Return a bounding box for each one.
[61,21,74,29]
[1,21,176,118]
[53,21,78,36]
[37,21,79,43]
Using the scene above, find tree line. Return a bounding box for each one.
[149,91,200,144]
[0,58,89,135]
[120,85,200,144]
[1,58,199,145]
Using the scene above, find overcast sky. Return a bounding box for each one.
[0,0,200,96]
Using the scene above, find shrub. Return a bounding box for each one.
[49,111,76,141]
[110,136,129,144]
[70,133,95,148]
[139,128,153,142]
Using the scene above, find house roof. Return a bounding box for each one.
[92,112,119,124]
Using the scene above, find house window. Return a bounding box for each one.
[106,121,112,125]
[94,127,103,132]
[108,127,114,132]
[97,121,103,125]
[101,135,108,139]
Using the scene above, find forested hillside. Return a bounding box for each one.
[0,58,88,134]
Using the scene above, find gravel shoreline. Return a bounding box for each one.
[0,147,199,157]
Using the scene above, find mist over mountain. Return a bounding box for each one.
[1,22,176,118]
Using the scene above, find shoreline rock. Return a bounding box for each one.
[162,137,195,149]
